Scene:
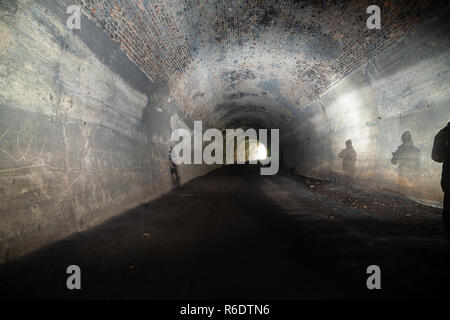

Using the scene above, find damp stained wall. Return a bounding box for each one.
[1,0,450,262]
[0,0,213,263]
[282,11,450,206]
[80,0,448,130]
[77,0,449,207]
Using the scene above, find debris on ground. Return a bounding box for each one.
[288,172,442,231]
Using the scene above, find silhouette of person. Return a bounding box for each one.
[391,131,420,178]
[338,139,357,177]
[432,122,450,244]
[168,146,179,187]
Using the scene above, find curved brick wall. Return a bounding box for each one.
[1,0,449,262]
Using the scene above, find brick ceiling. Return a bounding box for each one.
[81,0,447,129]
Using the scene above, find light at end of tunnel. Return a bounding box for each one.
[256,143,267,160]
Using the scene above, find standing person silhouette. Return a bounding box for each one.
[168,146,180,187]
[338,139,357,178]
[432,122,450,245]
[391,131,420,178]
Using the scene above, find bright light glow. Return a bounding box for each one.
[335,90,370,154]
[237,139,268,162]
[255,143,267,160]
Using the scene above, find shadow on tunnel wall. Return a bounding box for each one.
[281,10,450,207]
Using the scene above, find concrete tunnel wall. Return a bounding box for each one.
[0,0,213,263]
[1,0,450,263]
[282,11,450,207]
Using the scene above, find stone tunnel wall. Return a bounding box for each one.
[0,0,213,263]
[282,11,450,207]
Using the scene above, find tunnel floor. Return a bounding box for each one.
[1,166,449,299]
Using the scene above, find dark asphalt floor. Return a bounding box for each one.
[0,165,449,299]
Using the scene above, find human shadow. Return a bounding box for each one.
[338,139,357,178]
[391,131,420,181]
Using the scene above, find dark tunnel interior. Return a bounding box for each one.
[1,0,450,302]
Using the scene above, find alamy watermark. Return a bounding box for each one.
[367,5,381,30]
[366,265,381,290]
[66,265,81,290]
[66,5,81,30]
[170,121,279,175]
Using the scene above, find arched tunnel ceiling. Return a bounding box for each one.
[81,0,446,129]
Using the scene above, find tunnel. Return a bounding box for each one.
[1,0,450,301]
